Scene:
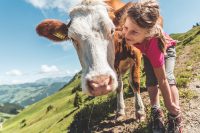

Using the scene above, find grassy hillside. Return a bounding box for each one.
[2,26,200,133]
[0,113,14,123]
[1,71,134,133]
[171,26,200,87]
[1,73,81,133]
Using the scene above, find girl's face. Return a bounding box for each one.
[122,17,148,45]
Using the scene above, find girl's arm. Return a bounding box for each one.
[153,65,180,115]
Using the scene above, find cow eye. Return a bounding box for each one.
[111,28,115,35]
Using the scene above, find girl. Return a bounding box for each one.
[122,0,183,133]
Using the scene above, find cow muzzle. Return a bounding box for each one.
[87,75,114,96]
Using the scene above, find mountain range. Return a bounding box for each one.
[0,76,72,107]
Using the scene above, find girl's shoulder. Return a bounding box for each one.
[146,37,159,47]
[148,34,177,48]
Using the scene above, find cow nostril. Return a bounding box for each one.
[87,75,114,96]
[91,75,110,84]
[108,76,112,85]
[87,75,113,89]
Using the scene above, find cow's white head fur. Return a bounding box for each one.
[36,0,118,96]
[67,0,118,95]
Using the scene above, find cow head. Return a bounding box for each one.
[36,0,118,96]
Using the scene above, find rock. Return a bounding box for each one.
[196,85,200,88]
[111,128,119,133]
[186,66,193,71]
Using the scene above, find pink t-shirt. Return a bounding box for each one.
[133,35,176,68]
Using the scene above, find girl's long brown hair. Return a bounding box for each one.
[127,0,167,53]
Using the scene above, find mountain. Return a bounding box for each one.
[0,76,72,107]
[1,26,200,133]
[35,76,72,85]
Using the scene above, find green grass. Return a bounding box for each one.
[171,26,200,88]
[176,71,192,88]
[2,74,81,133]
[0,113,15,123]
[179,89,197,101]
[2,68,142,133]
[171,26,200,45]
[1,71,130,133]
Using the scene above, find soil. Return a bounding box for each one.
[91,44,200,133]
[91,78,200,133]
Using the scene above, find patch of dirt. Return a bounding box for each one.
[180,44,200,133]
[75,42,200,133]
[92,92,151,133]
[182,79,200,133]
[175,45,193,69]
[91,44,200,132]
[91,78,200,133]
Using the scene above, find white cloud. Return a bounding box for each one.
[59,41,73,51]
[39,65,80,76]
[40,65,60,74]
[6,69,23,76]
[11,80,23,85]
[50,41,73,51]
[25,0,82,12]
[65,69,80,76]
[0,67,80,85]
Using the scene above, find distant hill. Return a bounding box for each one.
[0,76,72,107]
[35,76,71,85]
[1,26,200,133]
[0,103,24,115]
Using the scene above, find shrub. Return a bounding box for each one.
[176,78,190,88]
[20,119,26,128]
[73,92,82,108]
[46,105,54,114]
[179,89,197,101]
[71,84,82,93]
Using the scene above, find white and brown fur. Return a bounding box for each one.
[35,0,164,121]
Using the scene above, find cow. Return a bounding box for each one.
[35,0,160,121]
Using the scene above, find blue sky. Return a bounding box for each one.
[0,0,199,85]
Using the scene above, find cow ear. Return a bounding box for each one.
[113,2,133,27]
[105,0,125,11]
[36,19,71,42]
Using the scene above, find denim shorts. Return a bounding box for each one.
[143,46,176,87]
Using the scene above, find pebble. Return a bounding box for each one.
[196,85,200,88]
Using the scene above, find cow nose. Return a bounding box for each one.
[88,75,113,96]
[90,75,111,86]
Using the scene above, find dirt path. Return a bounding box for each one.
[182,79,200,133]
[92,92,151,133]
[91,44,200,132]
[91,77,200,133]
